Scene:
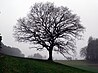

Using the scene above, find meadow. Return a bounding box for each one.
[0,54,94,73]
[55,60,98,73]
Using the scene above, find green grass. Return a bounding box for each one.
[55,60,98,73]
[0,54,94,73]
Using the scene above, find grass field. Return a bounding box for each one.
[0,54,94,73]
[55,60,98,73]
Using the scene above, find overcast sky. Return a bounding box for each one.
[0,0,98,60]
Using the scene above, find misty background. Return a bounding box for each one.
[0,0,98,60]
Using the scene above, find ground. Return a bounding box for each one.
[0,53,94,73]
[55,60,98,73]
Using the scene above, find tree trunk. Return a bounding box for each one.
[48,49,53,61]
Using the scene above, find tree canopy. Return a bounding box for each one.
[14,2,84,60]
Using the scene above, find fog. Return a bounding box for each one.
[0,0,98,60]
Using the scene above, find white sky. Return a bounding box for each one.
[0,0,98,60]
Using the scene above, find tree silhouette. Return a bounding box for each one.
[80,46,87,58]
[28,53,44,59]
[80,36,93,59]
[87,38,98,61]
[14,2,84,60]
[80,37,98,62]
[0,42,24,57]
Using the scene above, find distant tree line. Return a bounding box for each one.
[28,53,46,59]
[80,36,98,62]
[0,42,24,57]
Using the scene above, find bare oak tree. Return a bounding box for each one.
[14,2,84,60]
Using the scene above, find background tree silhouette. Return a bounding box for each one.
[28,53,46,59]
[14,2,84,60]
[0,42,24,57]
[80,46,87,58]
[80,36,98,62]
[80,36,94,59]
